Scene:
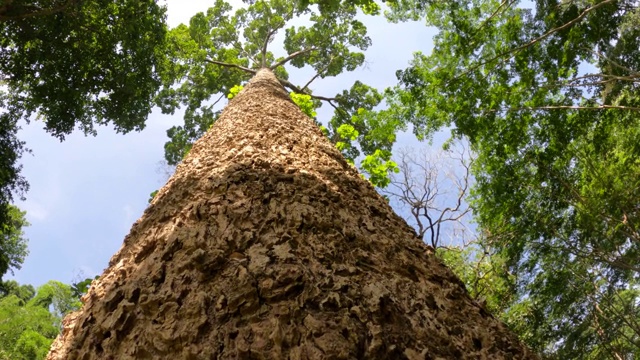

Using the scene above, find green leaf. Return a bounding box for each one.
[227,85,245,99]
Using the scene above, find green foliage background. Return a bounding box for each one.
[0,280,82,360]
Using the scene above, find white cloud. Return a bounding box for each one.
[22,201,49,222]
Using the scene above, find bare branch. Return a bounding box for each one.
[211,93,226,108]
[261,27,281,68]
[203,54,341,114]
[204,57,343,118]
[484,104,640,113]
[382,141,475,249]
[302,70,327,93]
[277,77,337,103]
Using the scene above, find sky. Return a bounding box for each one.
[9,1,440,288]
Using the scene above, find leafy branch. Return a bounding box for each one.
[204,59,257,74]
[269,47,317,70]
[0,0,81,21]
[483,104,640,113]
[448,0,617,85]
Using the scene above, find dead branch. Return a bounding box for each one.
[382,140,475,248]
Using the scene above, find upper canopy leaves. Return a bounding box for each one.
[0,0,167,231]
[157,0,403,188]
[1,0,168,138]
[386,0,640,356]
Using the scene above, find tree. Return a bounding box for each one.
[0,280,79,360]
[156,0,404,187]
[47,68,535,359]
[0,279,35,302]
[382,141,517,320]
[385,0,640,357]
[382,142,473,248]
[0,0,80,21]
[0,204,28,281]
[0,0,167,240]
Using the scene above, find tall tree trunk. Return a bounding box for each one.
[47,69,537,359]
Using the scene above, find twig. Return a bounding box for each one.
[204,59,256,75]
[301,55,342,91]
[269,47,317,70]
[449,0,617,85]
[484,104,640,113]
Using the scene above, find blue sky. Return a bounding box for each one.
[9,1,440,287]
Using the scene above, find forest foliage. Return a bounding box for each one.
[384,0,640,357]
[0,0,167,241]
[0,0,638,358]
[0,279,85,359]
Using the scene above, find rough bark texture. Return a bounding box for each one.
[47,69,537,359]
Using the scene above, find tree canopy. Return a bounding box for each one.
[156,0,407,186]
[0,204,28,281]
[386,0,640,357]
[0,0,167,231]
[4,0,640,358]
[0,280,79,360]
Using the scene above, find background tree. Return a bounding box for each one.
[156,0,405,186]
[385,0,640,357]
[0,204,28,281]
[0,279,35,302]
[382,141,517,319]
[0,280,80,360]
[382,141,473,248]
[0,0,167,241]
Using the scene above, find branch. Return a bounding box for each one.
[0,0,80,21]
[547,227,640,274]
[301,55,342,92]
[232,42,260,67]
[261,27,281,68]
[211,93,226,108]
[586,47,640,76]
[449,0,617,84]
[269,47,317,70]
[278,77,337,102]
[540,72,640,91]
[204,59,256,75]
[469,0,518,47]
[484,104,640,113]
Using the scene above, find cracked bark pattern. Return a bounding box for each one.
[47,69,537,359]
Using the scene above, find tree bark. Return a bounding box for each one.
[47,69,537,359]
